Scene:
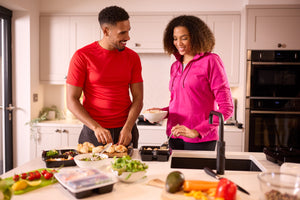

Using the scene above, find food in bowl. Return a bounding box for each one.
[111,155,148,182]
[258,172,300,200]
[142,110,168,123]
[74,153,109,169]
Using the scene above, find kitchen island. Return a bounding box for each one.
[1,150,280,200]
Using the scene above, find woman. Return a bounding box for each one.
[155,15,233,150]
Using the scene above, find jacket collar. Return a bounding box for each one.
[174,52,206,63]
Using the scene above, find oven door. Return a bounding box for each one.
[247,62,300,97]
[247,110,300,152]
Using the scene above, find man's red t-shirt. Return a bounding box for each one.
[67,41,143,128]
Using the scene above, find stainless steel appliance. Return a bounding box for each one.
[245,50,300,152]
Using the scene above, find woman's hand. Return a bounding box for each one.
[171,124,201,138]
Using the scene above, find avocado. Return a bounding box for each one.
[165,171,185,193]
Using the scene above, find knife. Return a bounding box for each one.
[204,167,250,195]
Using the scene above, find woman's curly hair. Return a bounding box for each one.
[163,15,215,55]
[98,6,129,26]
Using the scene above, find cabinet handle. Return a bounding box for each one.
[135,43,141,47]
[62,129,69,133]
[277,43,286,48]
[55,129,62,133]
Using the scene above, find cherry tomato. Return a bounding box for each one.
[51,169,57,173]
[34,171,41,179]
[21,173,27,179]
[27,173,35,181]
[13,174,20,182]
[43,172,53,180]
[41,169,48,175]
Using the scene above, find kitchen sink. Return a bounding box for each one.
[170,150,264,172]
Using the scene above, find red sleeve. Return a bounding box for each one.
[130,52,143,84]
[66,51,86,87]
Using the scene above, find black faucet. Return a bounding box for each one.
[209,111,225,175]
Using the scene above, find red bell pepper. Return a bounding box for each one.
[215,178,237,200]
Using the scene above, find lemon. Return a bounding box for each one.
[12,180,28,191]
[25,180,42,187]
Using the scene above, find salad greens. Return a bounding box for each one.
[46,150,58,157]
[111,155,148,177]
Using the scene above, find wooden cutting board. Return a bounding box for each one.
[161,190,196,200]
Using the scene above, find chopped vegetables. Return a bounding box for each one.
[46,149,58,157]
[111,155,148,176]
[79,154,106,161]
[183,180,219,192]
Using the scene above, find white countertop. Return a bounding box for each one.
[1,150,279,200]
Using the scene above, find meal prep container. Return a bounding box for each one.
[139,146,170,161]
[54,168,117,199]
[42,149,78,168]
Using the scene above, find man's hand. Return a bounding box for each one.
[118,127,132,146]
[171,124,201,139]
[94,126,113,144]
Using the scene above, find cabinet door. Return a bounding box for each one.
[65,126,82,147]
[69,16,100,56]
[36,127,68,156]
[40,16,70,84]
[127,15,172,53]
[247,8,300,49]
[138,128,167,148]
[207,15,240,86]
[224,130,243,152]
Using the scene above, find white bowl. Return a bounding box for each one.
[74,153,110,169]
[143,110,168,123]
[112,170,147,183]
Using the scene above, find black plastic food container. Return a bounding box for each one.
[42,149,78,168]
[55,168,116,199]
[61,182,114,199]
[139,146,170,161]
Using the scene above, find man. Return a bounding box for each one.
[66,6,143,148]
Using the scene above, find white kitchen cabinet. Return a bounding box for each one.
[224,126,244,152]
[30,122,83,158]
[69,16,100,57]
[40,15,100,84]
[137,125,167,148]
[40,15,70,84]
[206,15,241,86]
[247,6,300,50]
[126,14,172,53]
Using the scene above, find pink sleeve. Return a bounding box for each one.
[194,54,233,137]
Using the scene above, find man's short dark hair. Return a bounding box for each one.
[98,6,129,26]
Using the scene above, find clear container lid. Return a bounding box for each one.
[55,168,116,193]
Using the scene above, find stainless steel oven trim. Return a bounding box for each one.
[252,62,300,65]
[250,110,300,115]
[246,61,251,97]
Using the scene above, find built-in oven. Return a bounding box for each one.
[245,50,300,152]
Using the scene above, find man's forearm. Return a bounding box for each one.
[67,99,101,131]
